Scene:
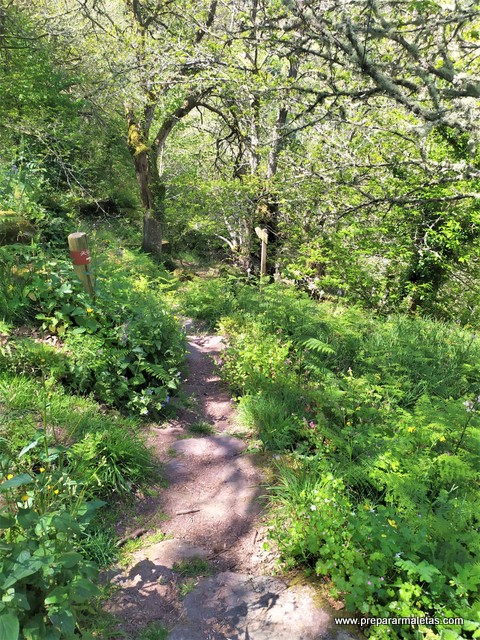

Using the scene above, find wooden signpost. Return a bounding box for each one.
[68,232,95,296]
[255,227,268,277]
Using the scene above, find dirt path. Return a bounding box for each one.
[104,328,361,640]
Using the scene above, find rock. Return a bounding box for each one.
[168,572,361,640]
[132,539,209,569]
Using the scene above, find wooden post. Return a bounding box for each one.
[255,227,268,277]
[68,232,95,296]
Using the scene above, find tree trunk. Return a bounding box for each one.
[126,107,164,256]
[142,175,166,255]
[260,59,298,274]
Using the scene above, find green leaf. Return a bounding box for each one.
[2,560,43,589]
[49,608,75,635]
[0,512,14,528]
[440,631,460,640]
[17,508,40,529]
[0,474,33,493]
[71,577,99,603]
[0,613,19,640]
[76,499,106,525]
[417,560,441,583]
[51,512,81,535]
[44,587,68,605]
[18,440,39,458]
[23,614,46,640]
[72,326,86,334]
[301,337,335,355]
[57,552,83,569]
[12,592,30,611]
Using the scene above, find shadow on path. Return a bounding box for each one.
[104,331,362,640]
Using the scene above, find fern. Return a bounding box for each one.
[300,337,335,355]
[143,362,169,382]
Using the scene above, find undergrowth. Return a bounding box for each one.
[0,227,185,418]
[0,224,183,638]
[181,276,480,640]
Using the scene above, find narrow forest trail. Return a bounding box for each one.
[104,325,361,640]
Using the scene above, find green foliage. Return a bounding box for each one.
[0,337,68,381]
[178,277,238,329]
[139,623,169,640]
[172,557,211,578]
[77,522,119,569]
[0,8,137,232]
[0,425,104,639]
[172,557,211,600]
[187,421,215,435]
[0,245,35,322]
[182,277,480,639]
[0,374,154,499]
[0,241,185,418]
[68,429,153,496]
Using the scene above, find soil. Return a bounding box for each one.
[103,325,362,640]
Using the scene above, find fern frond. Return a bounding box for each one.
[144,363,169,382]
[301,337,335,355]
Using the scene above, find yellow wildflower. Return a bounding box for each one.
[39,467,45,473]
[439,436,446,442]
[86,308,93,313]
[54,489,59,495]
[407,427,416,433]
[388,519,398,528]
[6,474,13,480]
[21,495,29,502]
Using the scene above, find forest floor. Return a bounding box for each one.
[103,322,362,640]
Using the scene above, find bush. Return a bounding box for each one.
[0,242,185,417]
[0,429,103,639]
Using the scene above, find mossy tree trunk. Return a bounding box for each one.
[125,106,164,256]
[125,94,205,257]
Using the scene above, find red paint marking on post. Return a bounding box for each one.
[70,250,91,265]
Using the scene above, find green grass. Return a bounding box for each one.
[121,531,168,555]
[187,420,215,435]
[79,521,119,568]
[138,623,169,640]
[178,578,197,598]
[117,530,171,568]
[172,557,211,578]
[80,592,125,639]
[0,222,184,639]
[173,557,212,600]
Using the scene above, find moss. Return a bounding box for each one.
[127,124,150,157]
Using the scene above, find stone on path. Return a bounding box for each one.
[132,539,209,569]
[168,572,355,640]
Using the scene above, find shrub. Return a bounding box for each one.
[0,429,103,639]
[0,242,185,417]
